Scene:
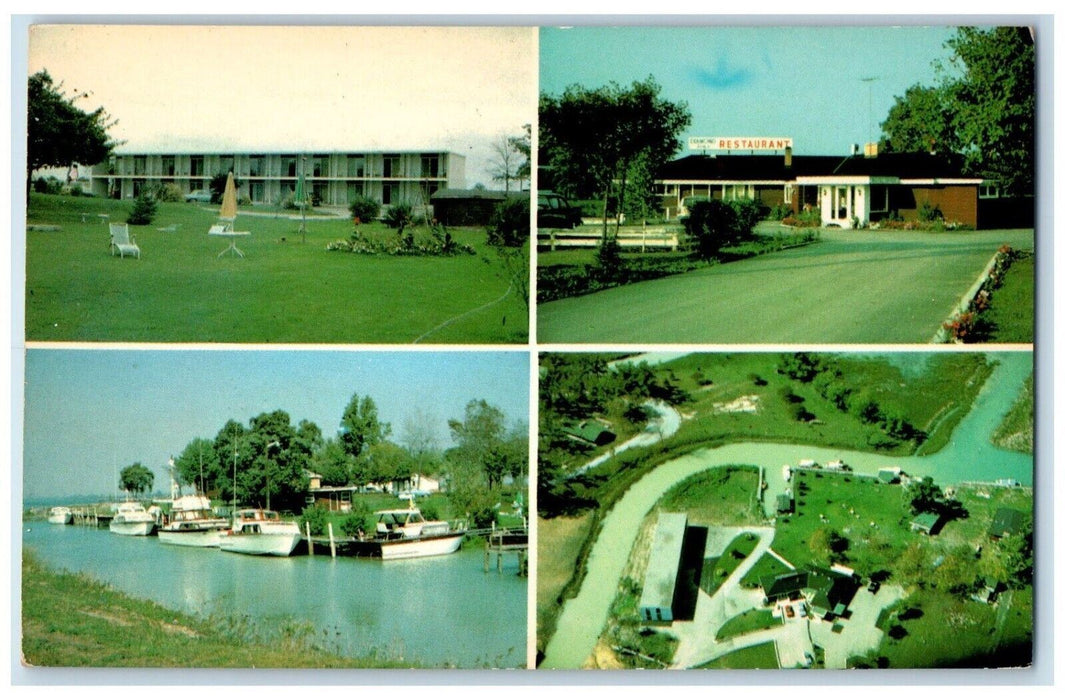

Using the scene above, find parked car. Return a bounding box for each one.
[537,191,583,229]
[185,189,212,203]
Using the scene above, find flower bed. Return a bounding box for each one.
[937,245,1026,343]
[327,225,475,257]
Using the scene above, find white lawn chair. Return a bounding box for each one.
[109,223,140,259]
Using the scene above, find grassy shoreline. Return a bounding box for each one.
[20,550,410,668]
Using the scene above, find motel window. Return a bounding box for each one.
[870,185,889,213]
[161,156,175,176]
[347,156,365,177]
[346,182,365,200]
[421,155,440,178]
[312,155,328,178]
[219,156,235,175]
[133,157,146,176]
[979,183,1001,199]
[383,154,401,178]
[382,182,397,205]
[249,156,264,177]
[282,157,297,177]
[190,157,204,177]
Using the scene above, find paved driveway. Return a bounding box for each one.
[537,228,1034,344]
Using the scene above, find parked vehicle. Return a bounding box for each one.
[184,190,212,203]
[537,191,583,229]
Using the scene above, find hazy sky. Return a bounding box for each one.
[27,24,536,187]
[540,25,958,155]
[22,350,530,501]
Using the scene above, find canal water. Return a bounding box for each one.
[541,351,1033,669]
[21,525,527,669]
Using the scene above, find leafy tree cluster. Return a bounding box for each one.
[349,195,381,224]
[27,70,116,189]
[170,391,526,528]
[119,462,154,497]
[538,355,689,516]
[880,27,1035,195]
[540,77,691,236]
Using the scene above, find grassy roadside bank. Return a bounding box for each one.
[20,550,408,668]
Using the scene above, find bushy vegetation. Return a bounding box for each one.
[153,182,184,202]
[383,202,413,230]
[126,191,158,225]
[488,197,530,248]
[683,198,761,259]
[349,195,381,224]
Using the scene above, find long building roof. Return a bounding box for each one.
[658,152,973,182]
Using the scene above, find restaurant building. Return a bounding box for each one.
[656,139,989,229]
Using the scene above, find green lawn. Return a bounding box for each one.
[696,641,779,669]
[715,608,781,642]
[656,465,763,525]
[700,532,760,595]
[24,194,527,343]
[981,253,1035,342]
[538,227,1035,343]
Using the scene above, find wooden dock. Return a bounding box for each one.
[484,528,528,576]
[71,508,112,528]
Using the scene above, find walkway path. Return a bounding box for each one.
[575,401,682,475]
[538,228,1034,343]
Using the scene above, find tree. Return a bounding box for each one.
[880,84,958,155]
[27,70,116,189]
[945,27,1035,195]
[907,476,944,515]
[540,77,691,240]
[339,393,390,461]
[880,27,1035,195]
[119,462,154,497]
[173,437,222,494]
[126,190,157,225]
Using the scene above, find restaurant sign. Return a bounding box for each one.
[689,137,793,151]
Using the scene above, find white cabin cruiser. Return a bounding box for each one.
[157,495,229,548]
[109,502,157,536]
[218,508,302,557]
[47,506,72,524]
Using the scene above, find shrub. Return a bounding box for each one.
[730,198,763,235]
[299,505,330,537]
[349,195,381,224]
[685,198,760,260]
[487,197,530,247]
[339,502,374,537]
[69,184,85,197]
[126,191,158,225]
[33,177,62,195]
[595,238,624,275]
[769,203,793,221]
[918,201,943,222]
[383,202,413,230]
[154,183,184,203]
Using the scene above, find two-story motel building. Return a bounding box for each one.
[90,150,465,208]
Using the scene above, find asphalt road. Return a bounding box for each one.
[537,228,1034,344]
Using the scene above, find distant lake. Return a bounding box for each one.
[22,525,527,669]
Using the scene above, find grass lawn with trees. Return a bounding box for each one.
[976,253,1034,343]
[24,194,527,344]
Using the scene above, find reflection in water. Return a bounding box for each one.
[23,526,526,668]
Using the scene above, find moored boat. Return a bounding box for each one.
[109,502,157,536]
[218,508,302,557]
[47,506,72,524]
[157,495,229,548]
[348,502,465,560]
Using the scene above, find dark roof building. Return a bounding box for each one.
[910,511,945,535]
[989,508,1027,539]
[655,149,984,229]
[429,188,518,226]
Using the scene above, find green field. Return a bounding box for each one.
[24,194,528,343]
[653,352,993,458]
[538,227,1035,343]
[991,373,1033,454]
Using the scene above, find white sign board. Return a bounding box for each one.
[689,137,793,151]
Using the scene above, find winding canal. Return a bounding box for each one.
[540,352,1032,669]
